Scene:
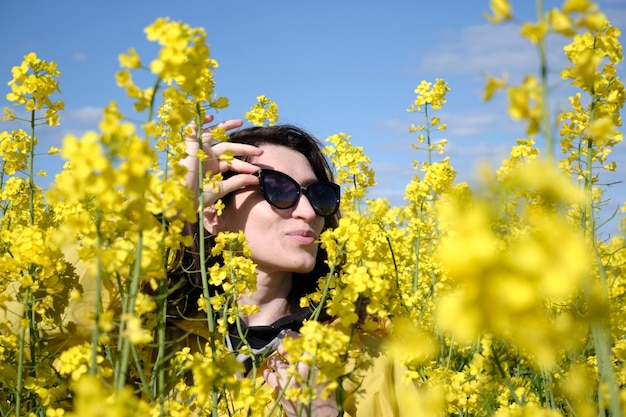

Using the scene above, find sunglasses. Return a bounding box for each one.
[252,169,340,217]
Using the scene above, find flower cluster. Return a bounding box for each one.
[4,52,64,125]
[208,231,258,327]
[281,321,350,400]
[244,95,280,127]
[323,132,376,204]
[408,79,450,112]
[559,21,624,179]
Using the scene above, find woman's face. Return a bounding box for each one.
[213,144,326,276]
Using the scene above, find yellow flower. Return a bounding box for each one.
[214,199,226,216]
[57,343,111,381]
[385,317,438,380]
[578,11,608,32]
[122,314,153,345]
[323,132,375,205]
[548,8,575,36]
[437,160,589,367]
[2,106,16,120]
[0,129,30,175]
[65,375,150,417]
[119,48,142,69]
[218,149,234,163]
[5,52,63,126]
[282,321,350,399]
[408,79,450,112]
[563,0,596,14]
[484,0,512,23]
[244,95,280,126]
[520,21,549,44]
[506,75,542,136]
[584,116,615,142]
[210,126,229,142]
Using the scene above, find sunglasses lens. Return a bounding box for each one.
[262,172,299,208]
[259,169,339,216]
[307,183,339,216]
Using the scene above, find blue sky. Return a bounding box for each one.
[1,0,625,235]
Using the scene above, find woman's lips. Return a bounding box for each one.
[286,230,317,245]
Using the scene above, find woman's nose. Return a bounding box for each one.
[291,193,318,222]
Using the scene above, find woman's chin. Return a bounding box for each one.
[292,258,317,274]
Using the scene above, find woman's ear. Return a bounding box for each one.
[203,206,221,234]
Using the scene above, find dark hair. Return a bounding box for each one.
[167,124,340,315]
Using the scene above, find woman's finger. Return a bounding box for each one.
[198,119,243,143]
[186,117,243,143]
[201,174,259,205]
[263,368,279,389]
[217,158,261,175]
[208,118,243,131]
[264,356,294,392]
[267,354,289,371]
[209,142,263,161]
[201,174,254,206]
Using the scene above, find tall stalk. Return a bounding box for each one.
[535,0,554,161]
[582,102,621,417]
[15,109,40,417]
[190,109,220,417]
[114,231,144,390]
[90,209,104,375]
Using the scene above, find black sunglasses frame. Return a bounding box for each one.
[253,169,340,217]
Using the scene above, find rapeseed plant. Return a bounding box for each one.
[1,2,625,417]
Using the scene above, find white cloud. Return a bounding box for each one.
[66,106,103,125]
[372,118,410,135]
[72,52,88,62]
[372,106,524,158]
[372,160,416,179]
[408,24,535,79]
[406,22,593,88]
[445,110,510,138]
[398,15,625,159]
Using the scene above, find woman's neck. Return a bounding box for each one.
[238,271,293,327]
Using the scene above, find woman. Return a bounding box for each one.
[170,116,342,416]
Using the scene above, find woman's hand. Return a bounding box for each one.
[182,115,263,208]
[263,333,339,417]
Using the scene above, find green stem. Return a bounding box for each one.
[15,109,39,417]
[542,369,555,409]
[351,174,361,215]
[424,105,432,165]
[536,0,553,160]
[130,342,154,402]
[192,107,219,416]
[114,231,144,390]
[581,80,621,415]
[383,232,401,298]
[153,257,168,413]
[27,110,41,370]
[15,288,31,417]
[146,78,160,123]
[310,246,340,322]
[28,110,35,226]
[90,209,104,374]
[583,143,621,417]
[412,201,424,293]
[148,78,167,413]
[492,345,523,405]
